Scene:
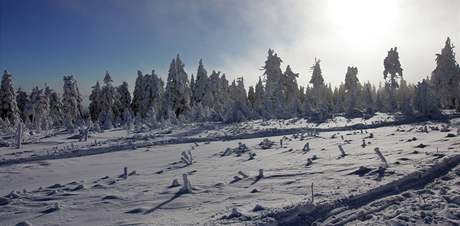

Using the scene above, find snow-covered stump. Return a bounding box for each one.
[338,145,346,157]
[374,147,389,168]
[178,174,192,194]
[303,142,310,152]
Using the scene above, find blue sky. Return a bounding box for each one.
[1,0,459,97]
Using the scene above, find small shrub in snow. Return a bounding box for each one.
[259,138,275,149]
[181,151,193,165]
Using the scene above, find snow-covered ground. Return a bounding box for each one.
[0,116,459,225]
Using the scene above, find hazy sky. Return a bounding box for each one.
[1,0,459,96]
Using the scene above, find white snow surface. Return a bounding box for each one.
[0,115,459,225]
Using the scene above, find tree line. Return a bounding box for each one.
[0,37,459,131]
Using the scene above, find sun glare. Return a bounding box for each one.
[326,0,399,46]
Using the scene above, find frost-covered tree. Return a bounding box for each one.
[253,77,265,118]
[283,65,300,117]
[343,66,361,117]
[223,77,251,122]
[89,81,102,122]
[397,79,414,116]
[99,71,116,129]
[383,47,403,112]
[414,79,440,116]
[29,87,51,131]
[0,70,20,124]
[16,88,29,123]
[262,49,285,118]
[362,82,375,115]
[431,37,460,109]
[163,55,192,121]
[46,87,63,128]
[131,70,164,120]
[247,86,255,108]
[116,81,132,124]
[62,75,83,129]
[192,59,208,104]
[308,59,331,122]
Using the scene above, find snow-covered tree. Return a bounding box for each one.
[253,77,265,118]
[29,87,51,131]
[414,79,440,116]
[116,81,131,124]
[383,47,403,112]
[0,70,20,124]
[308,59,331,122]
[192,59,208,104]
[131,70,164,120]
[397,78,414,116]
[163,55,192,121]
[16,88,29,123]
[89,81,102,122]
[46,87,63,127]
[343,66,361,117]
[362,82,375,115]
[431,37,460,109]
[62,75,83,129]
[99,71,116,129]
[262,49,285,118]
[283,65,300,117]
[223,77,251,122]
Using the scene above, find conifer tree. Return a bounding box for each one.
[383,47,403,112]
[62,75,83,129]
[0,70,20,124]
[431,37,460,109]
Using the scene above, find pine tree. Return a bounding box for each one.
[192,59,208,104]
[397,79,414,116]
[29,87,51,131]
[62,75,83,129]
[46,87,63,128]
[163,55,192,121]
[0,70,20,124]
[253,77,265,118]
[132,69,164,120]
[16,88,29,123]
[116,81,132,124]
[362,82,375,115]
[223,77,251,122]
[308,59,331,122]
[262,49,285,118]
[414,79,440,116]
[99,71,116,129]
[247,86,255,108]
[344,66,361,117]
[383,47,403,112]
[431,37,460,109]
[89,81,102,122]
[283,65,300,117]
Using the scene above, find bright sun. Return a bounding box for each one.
[326,0,400,46]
